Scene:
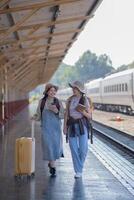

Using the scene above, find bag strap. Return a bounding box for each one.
[40,96,47,118]
[53,97,60,111]
[40,96,60,118]
[66,95,74,118]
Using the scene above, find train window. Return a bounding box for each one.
[119,84,121,91]
[117,85,119,92]
[112,85,114,92]
[109,85,111,92]
[117,85,118,92]
[110,85,112,92]
[117,84,119,92]
[110,86,112,92]
[104,87,106,93]
[108,86,110,92]
[106,86,108,93]
[107,86,109,93]
[113,85,115,92]
[122,84,124,91]
[104,86,106,93]
[125,83,128,91]
[116,85,118,92]
[106,86,107,93]
[115,85,117,92]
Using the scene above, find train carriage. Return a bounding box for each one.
[85,69,134,114]
[101,69,134,113]
[57,69,134,114]
[57,87,72,102]
[85,78,102,109]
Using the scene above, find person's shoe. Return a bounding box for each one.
[74,173,82,178]
[50,167,56,177]
[48,163,56,177]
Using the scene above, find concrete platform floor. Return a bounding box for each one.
[0,106,133,200]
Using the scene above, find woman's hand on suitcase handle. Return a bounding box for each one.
[31,114,37,120]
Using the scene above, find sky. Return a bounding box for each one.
[63,0,134,69]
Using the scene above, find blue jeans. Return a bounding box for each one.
[69,125,88,173]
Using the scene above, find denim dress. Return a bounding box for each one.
[40,99,64,160]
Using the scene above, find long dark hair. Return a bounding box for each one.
[40,87,60,118]
[79,93,86,105]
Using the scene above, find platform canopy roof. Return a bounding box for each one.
[0,0,102,92]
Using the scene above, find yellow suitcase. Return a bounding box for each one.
[15,121,35,177]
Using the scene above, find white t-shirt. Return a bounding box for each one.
[69,96,90,119]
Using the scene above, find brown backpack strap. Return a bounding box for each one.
[66,95,74,118]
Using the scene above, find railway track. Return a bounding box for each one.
[92,120,134,155]
[90,121,134,195]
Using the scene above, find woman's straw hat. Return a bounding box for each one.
[69,81,85,93]
[43,83,58,95]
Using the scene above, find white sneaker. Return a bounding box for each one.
[74,173,82,178]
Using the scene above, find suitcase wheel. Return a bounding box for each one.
[31,172,35,177]
[27,175,31,179]
[14,174,22,180]
[14,173,35,180]
[27,173,35,179]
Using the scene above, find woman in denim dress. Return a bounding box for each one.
[33,83,64,177]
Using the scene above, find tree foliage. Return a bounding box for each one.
[128,61,134,69]
[51,50,133,88]
[51,63,78,87]
[75,51,113,82]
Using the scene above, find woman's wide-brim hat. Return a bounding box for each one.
[43,83,59,95]
[69,81,85,93]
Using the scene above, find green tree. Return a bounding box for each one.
[128,61,134,69]
[51,50,115,87]
[75,51,114,81]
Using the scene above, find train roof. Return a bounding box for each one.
[85,78,103,86]
[104,69,134,80]
[57,87,71,93]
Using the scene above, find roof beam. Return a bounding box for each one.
[5,40,70,54]
[0,15,90,33]
[0,28,82,46]
[14,60,38,81]
[11,48,40,76]
[44,5,60,59]
[0,0,80,14]
[0,8,40,41]
[16,72,38,91]
[19,78,38,92]
[0,0,10,8]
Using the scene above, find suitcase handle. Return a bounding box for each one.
[31,120,35,139]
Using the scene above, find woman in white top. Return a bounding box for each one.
[64,81,91,178]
